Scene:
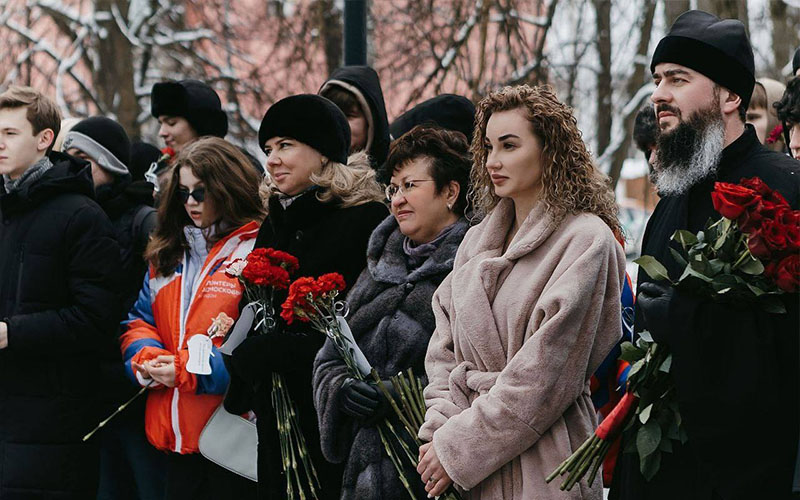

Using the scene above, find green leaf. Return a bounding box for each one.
[658,437,673,453]
[634,256,670,282]
[707,259,725,276]
[672,230,698,250]
[738,255,765,275]
[628,359,645,380]
[679,263,713,283]
[638,330,654,343]
[760,296,787,314]
[636,420,662,458]
[620,341,645,364]
[659,354,672,373]
[640,450,662,481]
[639,404,653,424]
[669,248,688,270]
[746,283,767,297]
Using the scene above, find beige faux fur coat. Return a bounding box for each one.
[419,199,625,499]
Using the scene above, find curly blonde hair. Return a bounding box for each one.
[469,85,621,235]
[259,150,384,211]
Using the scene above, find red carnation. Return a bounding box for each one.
[712,182,761,220]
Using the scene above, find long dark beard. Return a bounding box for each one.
[652,105,725,196]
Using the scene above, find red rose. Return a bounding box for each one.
[762,219,789,254]
[740,177,789,207]
[774,254,800,293]
[747,229,771,259]
[712,182,761,220]
[781,209,800,227]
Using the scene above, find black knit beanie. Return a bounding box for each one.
[390,94,476,142]
[151,79,228,138]
[651,10,755,108]
[258,94,350,164]
[63,116,131,176]
[130,141,161,182]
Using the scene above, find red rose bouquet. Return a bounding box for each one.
[282,274,460,500]
[549,177,799,489]
[226,249,321,500]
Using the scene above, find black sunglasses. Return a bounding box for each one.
[176,187,206,204]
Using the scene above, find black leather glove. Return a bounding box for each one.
[339,377,397,426]
[637,281,675,343]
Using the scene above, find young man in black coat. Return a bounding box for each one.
[0,87,121,498]
[610,11,800,500]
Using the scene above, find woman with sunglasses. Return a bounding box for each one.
[121,137,264,500]
[416,86,625,499]
[223,94,387,499]
[312,125,472,499]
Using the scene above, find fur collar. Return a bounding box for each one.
[366,215,469,285]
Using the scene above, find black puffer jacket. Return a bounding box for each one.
[313,216,469,499]
[0,153,121,499]
[224,191,388,499]
[320,66,390,169]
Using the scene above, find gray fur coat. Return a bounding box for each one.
[313,215,469,500]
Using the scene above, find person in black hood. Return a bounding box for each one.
[0,86,121,499]
[319,65,390,169]
[63,116,166,500]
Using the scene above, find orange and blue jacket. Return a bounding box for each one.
[120,221,259,454]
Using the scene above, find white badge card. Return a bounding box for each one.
[186,335,213,375]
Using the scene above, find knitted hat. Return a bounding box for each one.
[130,141,161,182]
[62,116,131,176]
[258,94,351,164]
[150,79,228,138]
[651,10,755,108]
[390,94,476,142]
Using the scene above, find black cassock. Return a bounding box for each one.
[611,126,800,500]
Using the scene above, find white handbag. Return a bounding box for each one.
[198,406,258,482]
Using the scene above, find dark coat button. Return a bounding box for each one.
[295,230,304,241]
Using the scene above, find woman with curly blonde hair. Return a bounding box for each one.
[417,85,626,499]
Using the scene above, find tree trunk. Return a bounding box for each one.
[94,0,139,137]
[316,0,343,76]
[594,0,612,156]
[608,0,657,189]
[664,0,690,27]
[770,0,800,76]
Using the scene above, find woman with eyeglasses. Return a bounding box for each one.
[120,136,263,500]
[416,86,625,499]
[311,125,472,499]
[222,94,387,499]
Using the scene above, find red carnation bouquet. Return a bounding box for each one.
[281,274,460,500]
[548,177,799,489]
[225,249,322,500]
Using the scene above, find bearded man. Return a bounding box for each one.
[610,10,800,500]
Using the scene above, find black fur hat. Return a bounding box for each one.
[258,94,350,164]
[150,79,228,138]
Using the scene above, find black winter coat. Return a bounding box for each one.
[224,191,388,499]
[611,126,800,500]
[313,216,469,499]
[0,153,122,499]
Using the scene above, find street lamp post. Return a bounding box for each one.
[343,0,367,65]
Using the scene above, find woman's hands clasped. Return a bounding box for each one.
[132,355,176,387]
[418,442,453,498]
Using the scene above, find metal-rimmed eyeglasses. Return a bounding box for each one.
[384,179,436,201]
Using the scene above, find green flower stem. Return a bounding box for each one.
[83,380,154,441]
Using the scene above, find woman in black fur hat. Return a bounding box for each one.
[312,126,472,499]
[223,94,388,499]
